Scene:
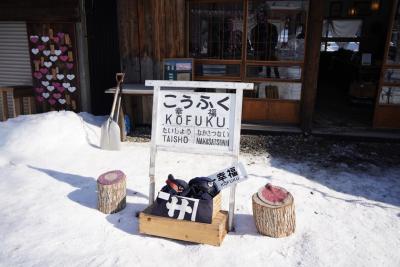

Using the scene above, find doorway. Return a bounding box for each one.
[313,0,392,130]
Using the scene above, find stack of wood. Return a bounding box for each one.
[97,170,126,214]
[252,183,295,237]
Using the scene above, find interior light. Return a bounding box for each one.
[348,7,357,16]
[371,0,380,11]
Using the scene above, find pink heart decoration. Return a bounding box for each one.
[33,72,42,79]
[59,55,68,62]
[57,32,65,39]
[36,96,44,102]
[39,68,48,74]
[52,93,62,99]
[48,98,56,105]
[56,86,65,93]
[66,63,74,70]
[38,45,45,51]
[30,35,39,43]
[53,82,61,87]
[35,87,44,93]
[60,46,68,53]
[52,36,60,43]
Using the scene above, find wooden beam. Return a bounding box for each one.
[300,0,324,133]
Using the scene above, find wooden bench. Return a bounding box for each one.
[0,86,35,121]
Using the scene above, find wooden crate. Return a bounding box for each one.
[139,206,229,246]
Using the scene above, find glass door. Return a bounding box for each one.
[374,0,400,128]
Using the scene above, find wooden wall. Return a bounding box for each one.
[117,0,186,83]
[0,0,80,22]
[117,0,186,124]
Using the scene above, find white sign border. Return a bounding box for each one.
[145,80,253,231]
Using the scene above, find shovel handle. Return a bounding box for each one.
[110,73,125,118]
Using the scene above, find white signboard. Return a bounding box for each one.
[208,162,248,190]
[156,91,236,152]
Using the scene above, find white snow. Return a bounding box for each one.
[0,111,399,267]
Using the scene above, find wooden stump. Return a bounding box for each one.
[97,170,126,214]
[252,184,295,237]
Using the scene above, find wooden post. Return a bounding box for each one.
[252,185,295,238]
[97,170,127,214]
[300,0,325,133]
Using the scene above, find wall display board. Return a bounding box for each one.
[27,23,80,111]
[144,80,253,232]
[163,58,194,81]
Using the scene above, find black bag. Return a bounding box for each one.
[151,191,214,223]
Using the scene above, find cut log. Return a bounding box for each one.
[97,170,126,214]
[252,185,295,238]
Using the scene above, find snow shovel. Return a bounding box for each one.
[100,73,125,150]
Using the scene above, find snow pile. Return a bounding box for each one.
[0,112,399,267]
[0,111,97,160]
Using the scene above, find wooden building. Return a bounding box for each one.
[1,0,400,137]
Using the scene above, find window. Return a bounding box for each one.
[188,0,308,101]
[189,2,244,60]
[321,19,362,52]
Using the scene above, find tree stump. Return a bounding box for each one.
[252,184,295,237]
[97,170,126,214]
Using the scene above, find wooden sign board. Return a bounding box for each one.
[163,58,193,81]
[156,91,236,152]
[144,80,253,234]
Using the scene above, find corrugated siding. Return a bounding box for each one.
[0,22,32,87]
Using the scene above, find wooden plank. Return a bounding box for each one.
[242,98,300,124]
[176,0,186,57]
[139,208,228,246]
[145,80,253,90]
[373,105,400,129]
[300,0,324,132]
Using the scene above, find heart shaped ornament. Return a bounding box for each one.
[38,45,45,51]
[54,50,62,56]
[36,96,44,102]
[31,48,39,55]
[66,63,73,70]
[35,87,44,93]
[42,92,50,99]
[66,74,75,80]
[43,50,51,56]
[41,81,50,87]
[59,55,68,62]
[46,74,53,80]
[47,86,55,91]
[67,86,76,93]
[60,46,68,53]
[44,62,52,68]
[53,82,61,87]
[52,36,60,43]
[52,93,62,99]
[33,72,42,79]
[30,35,39,43]
[39,68,48,74]
[62,82,70,88]
[48,98,56,105]
[58,99,66,105]
[41,36,49,42]
[57,32,65,39]
[50,56,58,62]
[56,87,65,93]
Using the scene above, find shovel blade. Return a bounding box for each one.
[100,118,121,150]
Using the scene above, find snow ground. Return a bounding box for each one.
[0,111,399,267]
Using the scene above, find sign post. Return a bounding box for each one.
[145,80,253,231]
